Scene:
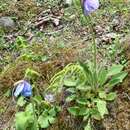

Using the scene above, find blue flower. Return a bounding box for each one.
[13,80,32,97]
[82,0,99,15]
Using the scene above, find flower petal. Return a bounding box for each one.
[44,94,55,103]
[83,0,99,15]
[14,83,24,97]
[21,81,32,97]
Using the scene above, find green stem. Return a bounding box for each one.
[80,2,97,88]
[85,15,97,88]
[88,16,97,71]
[80,0,97,71]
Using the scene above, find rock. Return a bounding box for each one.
[0,17,15,31]
[52,18,60,26]
[100,32,118,43]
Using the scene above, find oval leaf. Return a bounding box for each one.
[106,92,117,101]
[96,100,108,118]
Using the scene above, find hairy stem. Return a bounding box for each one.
[85,15,97,88]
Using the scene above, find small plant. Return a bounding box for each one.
[15,36,28,50]
[13,68,61,130]
[46,1,128,129]
[10,1,128,130]
[106,37,126,63]
[0,2,7,12]
[15,96,61,130]
[21,52,49,62]
[47,62,127,130]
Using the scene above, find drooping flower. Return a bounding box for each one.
[13,80,32,97]
[44,94,55,103]
[82,0,99,15]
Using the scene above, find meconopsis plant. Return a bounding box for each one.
[81,0,100,88]
[46,1,127,130]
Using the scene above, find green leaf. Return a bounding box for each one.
[15,112,27,130]
[17,97,26,107]
[66,94,76,102]
[96,100,108,118]
[106,92,117,101]
[79,107,90,116]
[38,114,49,128]
[90,108,101,120]
[99,91,106,99]
[76,98,88,105]
[25,103,33,114]
[107,78,120,88]
[107,64,123,76]
[67,106,79,116]
[76,85,91,91]
[49,108,57,117]
[112,72,127,82]
[64,79,77,86]
[84,119,92,130]
[48,116,56,124]
[55,106,61,112]
[25,68,40,79]
[83,114,90,121]
[98,68,108,87]
[28,122,39,130]
[15,112,33,130]
[108,72,127,88]
[79,62,93,85]
[79,62,90,75]
[38,108,57,128]
[33,96,43,105]
[41,55,49,62]
[66,88,76,93]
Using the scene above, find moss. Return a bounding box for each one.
[1,0,41,20]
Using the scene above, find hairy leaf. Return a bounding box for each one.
[99,91,106,99]
[67,106,79,116]
[66,94,76,102]
[106,92,117,101]
[98,68,108,87]
[15,112,33,130]
[76,98,88,105]
[107,64,123,76]
[84,119,92,130]
[108,71,127,88]
[96,100,108,118]
[79,107,90,116]
[38,115,49,128]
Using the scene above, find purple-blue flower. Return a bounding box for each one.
[13,80,32,97]
[44,94,55,103]
[82,0,99,15]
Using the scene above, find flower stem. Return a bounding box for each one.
[85,15,97,88]
[88,15,97,72]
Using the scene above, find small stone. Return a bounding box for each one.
[0,17,15,31]
[53,18,60,26]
